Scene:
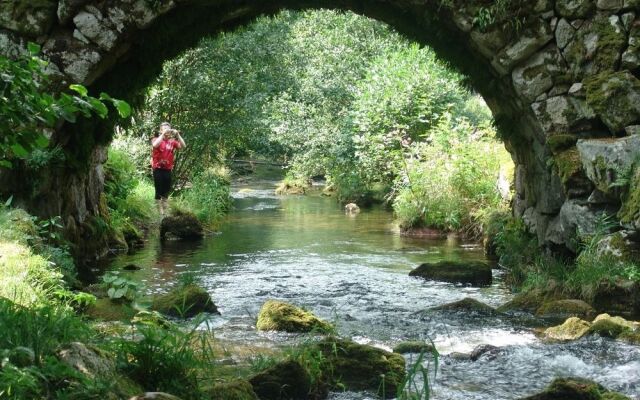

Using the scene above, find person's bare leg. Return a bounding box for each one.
[157,199,165,217]
[161,198,168,216]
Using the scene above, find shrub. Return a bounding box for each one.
[173,167,231,227]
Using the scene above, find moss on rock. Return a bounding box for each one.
[589,313,638,338]
[256,300,332,333]
[536,299,596,321]
[520,377,630,400]
[585,71,640,133]
[209,379,258,400]
[553,147,586,188]
[497,289,547,313]
[151,284,219,318]
[392,341,435,354]
[618,169,640,226]
[84,298,137,321]
[409,261,492,286]
[249,359,310,400]
[160,212,204,240]
[542,317,591,341]
[315,338,406,398]
[547,134,579,155]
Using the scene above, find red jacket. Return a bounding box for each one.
[151,139,181,170]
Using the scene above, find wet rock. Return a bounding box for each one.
[151,284,219,318]
[449,352,471,361]
[542,317,592,341]
[409,261,492,286]
[8,346,35,367]
[160,212,203,240]
[589,313,639,338]
[535,299,596,321]
[344,203,360,214]
[315,338,406,398]
[519,377,631,399]
[392,341,435,354]
[428,297,498,316]
[249,359,310,400]
[556,0,596,19]
[57,342,115,378]
[469,344,502,361]
[498,289,548,314]
[256,300,332,333]
[129,393,183,400]
[209,379,258,400]
[592,280,640,317]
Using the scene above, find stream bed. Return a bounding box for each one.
[106,176,640,399]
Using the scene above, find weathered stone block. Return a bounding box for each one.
[555,18,576,49]
[585,71,640,133]
[494,19,554,72]
[556,0,596,18]
[577,135,640,195]
[597,0,624,11]
[512,46,567,102]
[545,200,606,252]
[0,0,57,37]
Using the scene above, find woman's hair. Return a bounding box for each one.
[160,122,171,130]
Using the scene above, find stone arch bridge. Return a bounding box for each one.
[2,0,640,261]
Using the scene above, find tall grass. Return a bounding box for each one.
[172,167,232,228]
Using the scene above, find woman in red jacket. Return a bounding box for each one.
[151,122,186,216]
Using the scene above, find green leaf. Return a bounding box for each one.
[112,99,132,118]
[113,288,126,298]
[34,134,49,148]
[69,84,88,97]
[107,287,116,298]
[0,160,12,169]
[10,143,29,157]
[27,42,40,55]
[4,195,13,207]
[88,98,108,119]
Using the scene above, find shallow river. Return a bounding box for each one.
[107,177,640,399]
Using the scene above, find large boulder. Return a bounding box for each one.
[256,300,333,333]
[542,317,592,341]
[535,299,596,321]
[409,261,492,286]
[519,377,631,399]
[160,212,203,240]
[589,313,640,338]
[314,338,406,398]
[57,342,115,379]
[428,297,498,316]
[249,360,311,400]
[151,284,219,318]
[497,289,548,314]
[584,72,640,133]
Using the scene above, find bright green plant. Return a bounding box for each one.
[0,43,131,169]
[102,271,143,302]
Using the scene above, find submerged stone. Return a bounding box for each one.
[519,377,631,399]
[409,261,492,286]
[536,299,596,321]
[469,344,502,361]
[315,338,406,398]
[428,297,497,316]
[256,300,332,333]
[543,317,592,341]
[249,359,310,400]
[151,284,219,318]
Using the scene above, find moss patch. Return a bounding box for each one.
[428,297,497,315]
[547,134,579,155]
[589,313,638,338]
[553,147,583,186]
[521,377,630,400]
[585,71,640,133]
[315,338,406,398]
[392,341,435,354]
[618,169,640,225]
[151,284,219,318]
[249,359,310,400]
[256,300,333,333]
[209,379,259,400]
[497,289,548,313]
[84,298,137,321]
[543,317,592,341]
[536,299,596,321]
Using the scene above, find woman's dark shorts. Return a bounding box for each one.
[153,168,172,200]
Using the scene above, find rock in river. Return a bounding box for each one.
[249,360,310,400]
[409,261,492,286]
[428,297,498,316]
[535,299,596,321]
[519,377,631,399]
[256,300,333,333]
[160,212,203,240]
[151,284,219,318]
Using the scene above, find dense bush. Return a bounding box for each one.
[171,167,232,227]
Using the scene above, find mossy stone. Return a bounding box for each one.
[409,261,492,286]
[249,359,310,400]
[315,338,406,398]
[160,212,204,240]
[536,299,596,321]
[428,297,497,315]
[618,169,640,225]
[520,377,630,399]
[497,289,547,313]
[151,284,219,318]
[589,313,636,338]
[547,134,579,155]
[392,341,435,354]
[585,71,640,133]
[543,317,592,341]
[209,379,258,400]
[256,300,332,333]
[84,298,137,321]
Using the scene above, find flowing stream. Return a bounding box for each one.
[106,172,640,399]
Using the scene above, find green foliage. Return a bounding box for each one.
[494,216,539,287]
[102,271,143,302]
[0,43,130,169]
[172,167,231,227]
[112,317,216,399]
[396,345,439,400]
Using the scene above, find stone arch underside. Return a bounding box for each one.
[2,0,640,263]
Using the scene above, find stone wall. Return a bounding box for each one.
[1,0,640,262]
